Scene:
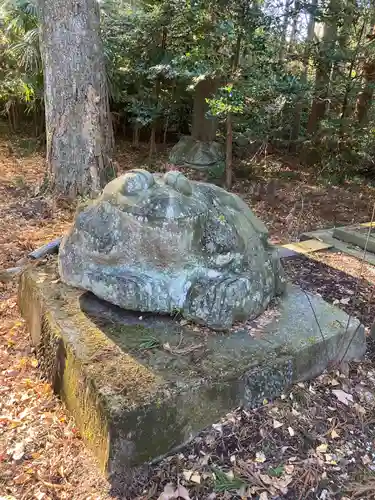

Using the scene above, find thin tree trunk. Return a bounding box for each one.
[164,83,175,145]
[163,114,169,145]
[225,113,233,189]
[38,0,114,198]
[149,27,166,159]
[149,78,160,161]
[225,34,241,189]
[133,122,140,147]
[149,127,156,163]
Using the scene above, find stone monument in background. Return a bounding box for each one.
[168,136,225,183]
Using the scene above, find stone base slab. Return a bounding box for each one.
[18,262,366,479]
[300,223,375,265]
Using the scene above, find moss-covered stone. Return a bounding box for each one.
[18,261,366,480]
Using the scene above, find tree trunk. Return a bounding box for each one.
[291,0,317,145]
[279,0,292,63]
[191,78,219,142]
[163,114,169,145]
[339,21,365,133]
[225,113,233,189]
[225,33,241,187]
[288,0,299,55]
[38,0,114,198]
[307,0,339,135]
[149,78,160,162]
[133,122,140,147]
[149,127,156,163]
[356,13,375,125]
[331,0,355,112]
[356,61,375,125]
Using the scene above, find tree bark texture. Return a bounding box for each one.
[191,78,219,142]
[225,113,233,189]
[356,61,375,124]
[39,0,114,198]
[279,0,292,63]
[291,0,316,144]
[307,0,339,135]
[356,12,375,125]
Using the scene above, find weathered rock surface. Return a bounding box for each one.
[58,169,285,329]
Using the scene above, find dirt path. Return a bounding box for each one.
[1,133,375,499]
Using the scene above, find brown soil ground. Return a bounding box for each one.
[1,129,375,499]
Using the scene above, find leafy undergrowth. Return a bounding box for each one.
[1,131,375,499]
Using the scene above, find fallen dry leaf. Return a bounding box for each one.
[330,379,339,386]
[325,454,337,465]
[273,419,283,429]
[11,441,24,461]
[225,470,234,480]
[212,423,223,434]
[14,472,30,485]
[175,485,191,500]
[332,389,353,405]
[157,484,177,500]
[362,454,371,465]
[330,429,340,439]
[340,297,351,305]
[182,469,201,484]
[284,464,294,474]
[255,451,267,463]
[316,443,328,454]
[260,474,272,485]
[354,402,366,415]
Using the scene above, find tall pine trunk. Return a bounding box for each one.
[290,0,317,145]
[287,0,299,55]
[225,114,233,189]
[225,33,241,190]
[279,0,292,63]
[307,0,339,135]
[356,13,375,126]
[356,61,375,125]
[39,0,114,198]
[339,21,365,133]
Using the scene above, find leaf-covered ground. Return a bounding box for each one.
[1,131,375,499]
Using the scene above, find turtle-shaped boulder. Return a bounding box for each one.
[58,169,286,329]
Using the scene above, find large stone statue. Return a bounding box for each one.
[58,169,286,329]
